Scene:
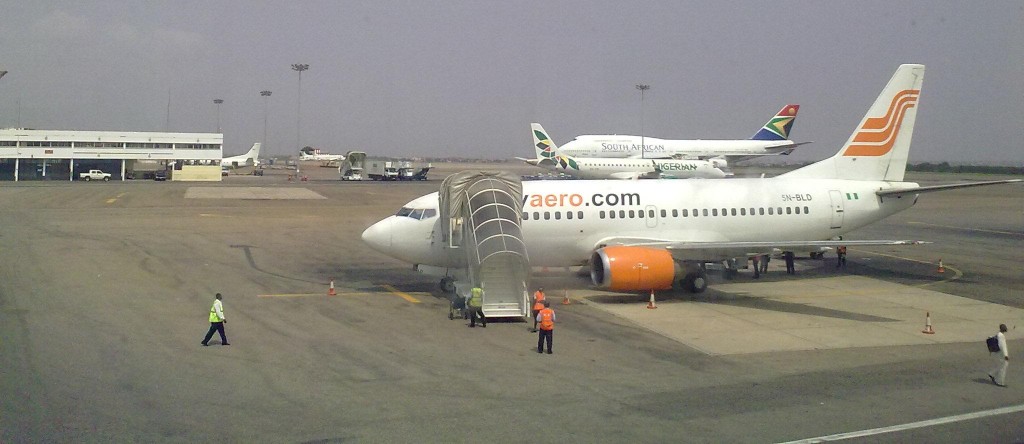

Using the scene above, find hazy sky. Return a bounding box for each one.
[1,1,1021,164]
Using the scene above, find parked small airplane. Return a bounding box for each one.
[521,124,728,180]
[555,104,808,167]
[299,147,344,162]
[220,143,261,168]
[362,64,1019,294]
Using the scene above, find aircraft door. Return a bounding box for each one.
[645,205,658,228]
[828,190,844,229]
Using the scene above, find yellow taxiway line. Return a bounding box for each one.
[258,285,422,303]
[852,249,963,287]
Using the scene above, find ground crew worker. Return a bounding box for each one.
[536,300,555,354]
[531,287,546,332]
[201,293,229,346]
[751,255,760,279]
[836,245,847,269]
[988,324,1010,387]
[468,286,486,328]
[784,251,795,275]
[759,254,770,274]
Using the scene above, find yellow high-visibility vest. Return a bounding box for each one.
[209,301,223,322]
[469,287,483,308]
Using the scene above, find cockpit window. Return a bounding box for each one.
[396,207,438,220]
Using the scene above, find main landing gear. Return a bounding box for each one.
[680,263,708,293]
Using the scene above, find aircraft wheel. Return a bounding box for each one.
[683,272,708,293]
[439,277,456,293]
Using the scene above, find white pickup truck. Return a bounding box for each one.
[79,169,112,181]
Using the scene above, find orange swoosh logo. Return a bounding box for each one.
[844,89,919,157]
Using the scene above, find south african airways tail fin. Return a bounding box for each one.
[751,104,800,141]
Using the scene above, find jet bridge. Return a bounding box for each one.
[439,171,530,320]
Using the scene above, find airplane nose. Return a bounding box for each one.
[361,217,393,253]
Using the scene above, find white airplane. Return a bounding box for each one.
[362,64,1020,294]
[521,124,728,180]
[555,104,808,167]
[221,143,261,168]
[299,147,344,162]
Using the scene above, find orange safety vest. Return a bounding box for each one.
[533,291,546,312]
[538,308,555,331]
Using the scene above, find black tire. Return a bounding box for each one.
[84,176,91,182]
[684,272,709,293]
[103,177,109,181]
[439,277,456,293]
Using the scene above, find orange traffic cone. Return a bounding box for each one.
[646,290,657,309]
[561,289,571,305]
[922,311,935,334]
[328,279,336,296]
[937,259,945,274]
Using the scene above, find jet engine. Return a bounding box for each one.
[709,157,729,169]
[590,246,676,292]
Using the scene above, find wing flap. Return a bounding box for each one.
[596,238,926,262]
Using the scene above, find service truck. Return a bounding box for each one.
[366,161,399,181]
[79,170,112,181]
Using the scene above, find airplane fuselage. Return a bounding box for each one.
[559,135,797,159]
[537,157,727,179]
[362,178,918,269]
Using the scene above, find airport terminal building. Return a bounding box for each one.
[0,128,224,181]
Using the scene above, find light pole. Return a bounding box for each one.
[291,63,309,158]
[260,90,272,156]
[635,84,650,157]
[213,98,224,133]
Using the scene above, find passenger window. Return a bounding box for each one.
[702,209,708,217]
[609,211,616,219]
[777,207,783,215]
[722,208,728,216]
[544,212,551,220]
[661,209,667,218]
[740,208,746,216]
[566,211,573,220]
[804,206,809,214]
[712,209,718,216]
[648,210,655,218]
[681,209,687,217]
[555,212,561,220]
[759,208,765,216]
[600,210,606,219]
[672,209,679,217]
[795,207,801,214]
[730,208,737,216]
[786,207,792,215]
[522,212,529,220]
[577,211,583,220]
[618,210,625,218]
[749,208,755,215]
[768,207,774,215]
[629,210,635,218]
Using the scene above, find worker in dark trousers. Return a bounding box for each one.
[468,286,486,328]
[759,254,770,275]
[836,245,847,268]
[784,251,795,275]
[751,255,760,279]
[201,293,229,346]
[536,301,555,354]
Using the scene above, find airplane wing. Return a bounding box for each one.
[594,238,926,262]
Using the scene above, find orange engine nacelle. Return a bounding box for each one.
[590,246,676,292]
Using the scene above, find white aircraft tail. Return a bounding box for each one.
[531,123,561,164]
[247,143,261,164]
[782,64,924,181]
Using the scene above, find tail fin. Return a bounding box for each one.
[530,123,579,171]
[781,64,924,181]
[248,143,261,165]
[751,105,800,140]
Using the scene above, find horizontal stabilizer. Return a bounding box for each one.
[875,179,1022,197]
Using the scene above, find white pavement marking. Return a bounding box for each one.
[907,221,1022,237]
[778,403,1024,443]
[185,187,326,200]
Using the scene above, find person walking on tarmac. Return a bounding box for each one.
[751,255,761,279]
[836,245,848,269]
[759,254,770,275]
[988,324,1010,387]
[201,293,229,346]
[536,300,556,354]
[531,287,546,332]
[468,286,486,328]
[784,251,796,275]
